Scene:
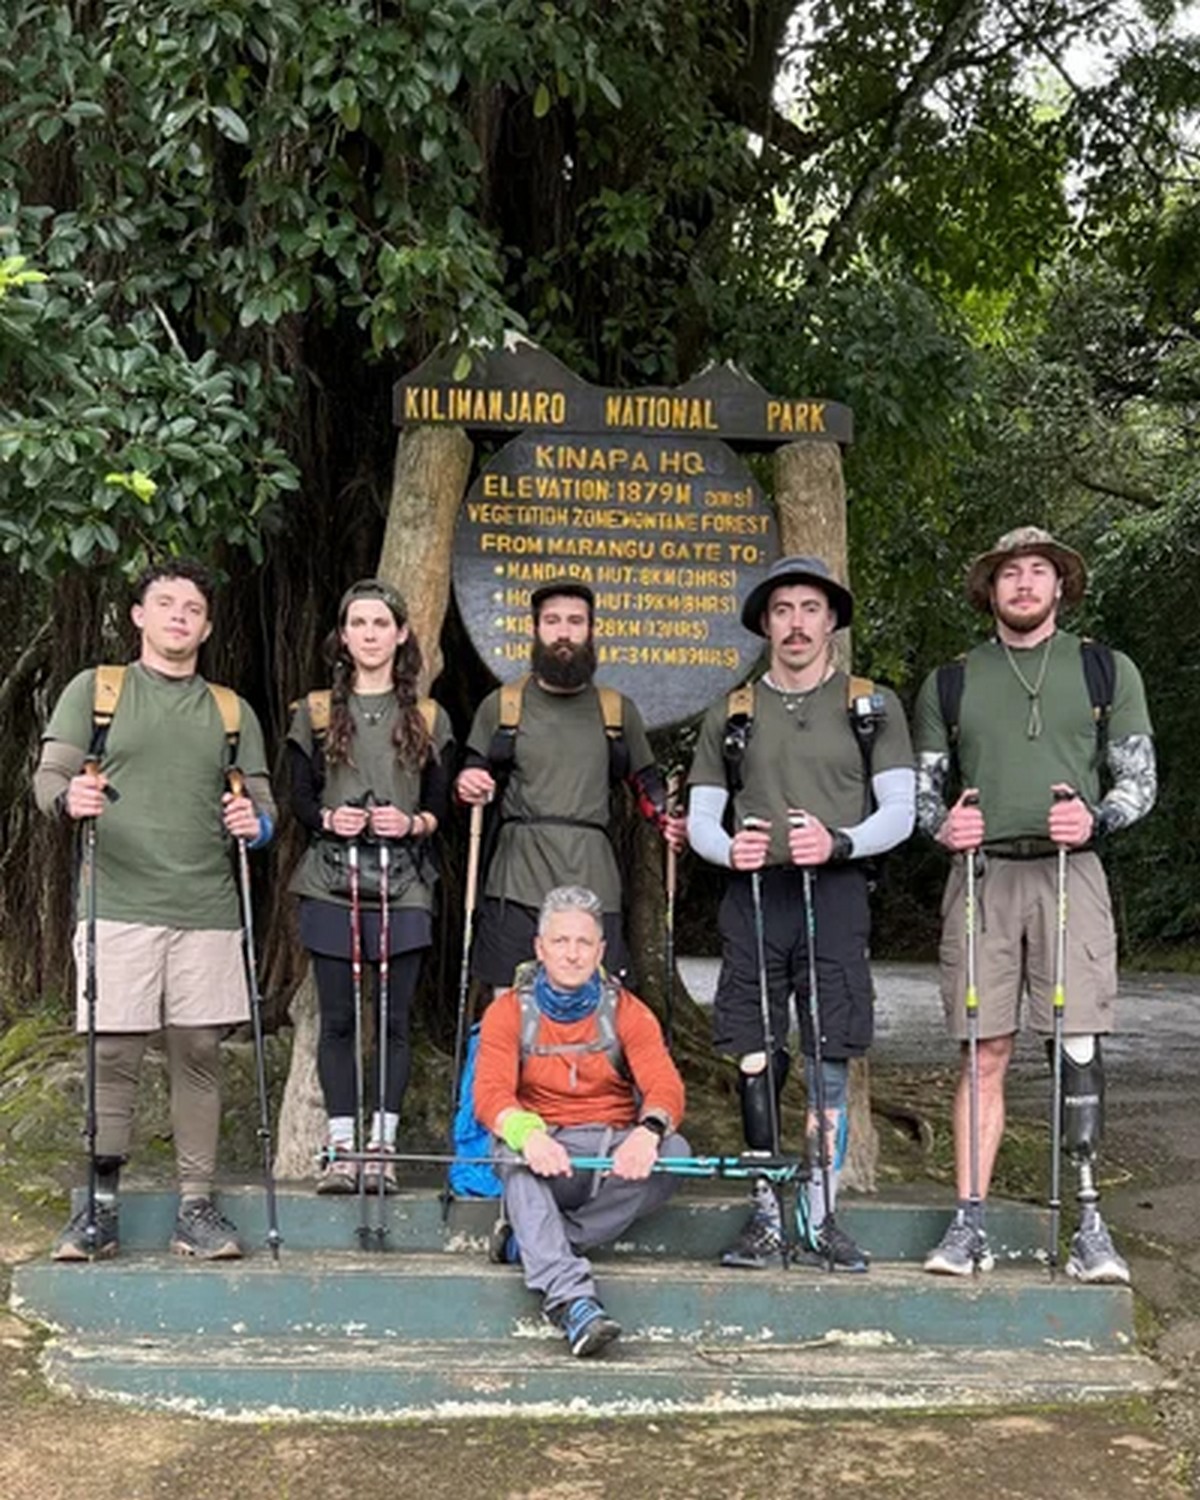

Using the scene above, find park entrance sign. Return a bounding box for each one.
[394,339,852,730]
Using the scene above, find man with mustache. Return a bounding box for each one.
[915,527,1156,1281]
[457,578,683,994]
[687,557,915,1271]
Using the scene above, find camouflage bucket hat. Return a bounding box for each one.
[965,526,1087,613]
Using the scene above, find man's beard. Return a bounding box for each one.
[995,598,1056,635]
[532,636,596,690]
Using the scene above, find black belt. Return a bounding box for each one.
[984,839,1091,861]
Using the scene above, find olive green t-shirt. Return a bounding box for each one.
[45,664,270,929]
[465,679,655,911]
[288,692,454,911]
[913,631,1152,843]
[688,672,913,868]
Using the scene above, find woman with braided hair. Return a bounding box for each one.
[288,580,454,1193]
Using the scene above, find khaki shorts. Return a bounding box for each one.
[938,850,1117,1040]
[73,920,250,1033]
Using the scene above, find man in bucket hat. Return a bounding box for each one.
[686,556,915,1271]
[914,526,1156,1280]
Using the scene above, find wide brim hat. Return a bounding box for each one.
[965,526,1087,613]
[530,577,596,617]
[740,555,854,635]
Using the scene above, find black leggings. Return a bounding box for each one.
[312,950,423,1117]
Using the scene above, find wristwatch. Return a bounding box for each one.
[828,828,854,864]
[638,1116,668,1140]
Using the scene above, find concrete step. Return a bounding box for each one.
[35,1334,1162,1421]
[13,1251,1137,1351]
[82,1184,1053,1264]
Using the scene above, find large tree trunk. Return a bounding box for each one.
[773,440,879,1194]
[273,424,474,1178]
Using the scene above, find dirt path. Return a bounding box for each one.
[2,963,1197,1499]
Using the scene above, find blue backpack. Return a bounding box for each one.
[448,1024,502,1198]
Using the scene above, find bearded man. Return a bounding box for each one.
[915,527,1156,1281]
[456,578,683,993]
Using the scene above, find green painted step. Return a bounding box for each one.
[13,1253,1136,1352]
[35,1335,1160,1422]
[76,1184,1053,1264]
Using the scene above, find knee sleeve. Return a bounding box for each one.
[737,1051,790,1152]
[1048,1036,1104,1159]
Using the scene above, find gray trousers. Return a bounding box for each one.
[497,1124,691,1311]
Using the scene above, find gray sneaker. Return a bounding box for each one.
[170,1198,243,1260]
[924,1215,994,1276]
[51,1201,119,1261]
[1065,1215,1129,1284]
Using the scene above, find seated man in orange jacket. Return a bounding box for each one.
[473,883,688,1358]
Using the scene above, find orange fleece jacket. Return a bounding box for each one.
[473,984,685,1133]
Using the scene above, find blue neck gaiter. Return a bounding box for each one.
[533,968,602,1024]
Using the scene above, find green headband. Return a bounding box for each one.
[338,578,407,623]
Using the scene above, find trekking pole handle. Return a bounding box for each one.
[82,756,120,803]
[1052,788,1075,803]
[226,767,246,800]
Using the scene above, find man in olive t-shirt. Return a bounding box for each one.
[33,560,275,1263]
[456,578,685,991]
[914,526,1156,1283]
[688,556,915,1272]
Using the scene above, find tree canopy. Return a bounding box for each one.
[3,0,1199,1008]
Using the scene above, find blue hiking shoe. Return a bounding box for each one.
[551,1296,622,1358]
[487,1215,521,1266]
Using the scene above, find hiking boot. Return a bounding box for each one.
[51,1201,119,1262]
[924,1215,994,1276]
[720,1205,785,1269]
[170,1198,243,1260]
[315,1153,359,1196]
[487,1215,521,1266]
[1065,1215,1129,1284]
[362,1145,398,1195]
[550,1296,622,1358]
[793,1215,870,1273]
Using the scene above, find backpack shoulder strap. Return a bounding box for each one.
[1080,637,1116,770]
[204,682,241,766]
[498,676,529,731]
[936,657,967,747]
[847,674,874,704]
[89,664,127,758]
[597,686,623,740]
[846,674,885,818]
[417,696,437,738]
[305,689,332,738]
[722,682,755,796]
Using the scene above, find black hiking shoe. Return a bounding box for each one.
[170,1197,243,1260]
[793,1214,870,1273]
[51,1201,119,1262]
[720,1205,785,1269]
[550,1296,622,1358]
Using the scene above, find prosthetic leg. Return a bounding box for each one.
[720,1050,790,1269]
[1051,1036,1129,1284]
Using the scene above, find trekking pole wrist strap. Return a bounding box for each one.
[248,811,274,850]
[501,1110,548,1152]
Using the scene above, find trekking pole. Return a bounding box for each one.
[962,791,984,1271]
[81,757,102,1259]
[744,817,787,1268]
[443,801,484,1220]
[1049,787,1073,1278]
[663,771,681,1052]
[320,1145,808,1182]
[792,812,835,1274]
[348,839,370,1249]
[227,769,282,1262]
[374,834,392,1248]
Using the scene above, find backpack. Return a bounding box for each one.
[301,689,438,743]
[936,638,1115,792]
[89,664,240,765]
[721,674,887,822]
[486,675,630,785]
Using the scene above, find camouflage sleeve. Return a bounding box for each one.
[915,749,951,839]
[1094,732,1156,836]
